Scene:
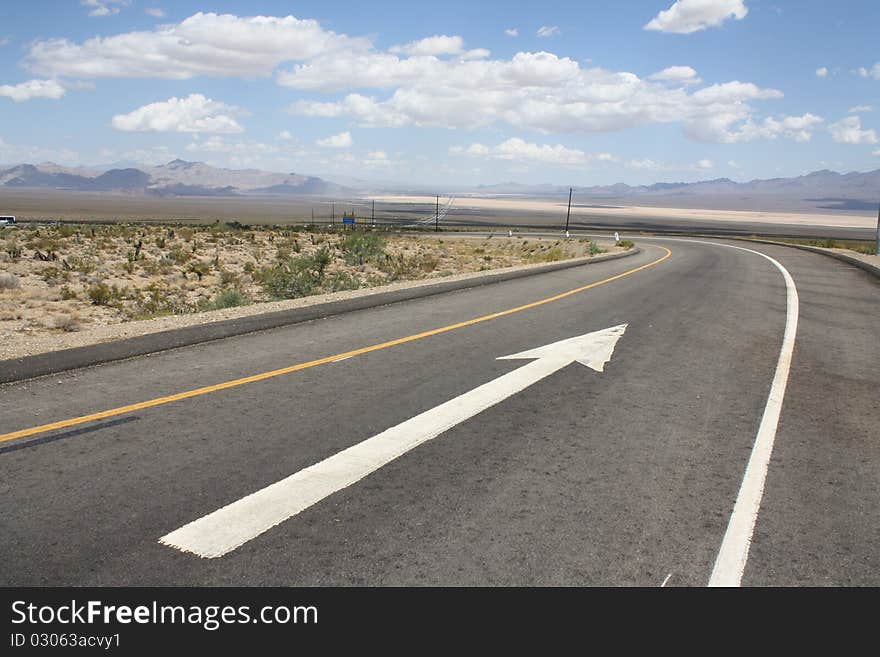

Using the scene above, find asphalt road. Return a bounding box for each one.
[0,237,877,586]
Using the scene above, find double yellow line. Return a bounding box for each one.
[1,247,672,445]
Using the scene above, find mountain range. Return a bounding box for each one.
[476,169,880,204]
[0,159,351,197]
[0,160,877,210]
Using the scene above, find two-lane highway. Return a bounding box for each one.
[0,238,876,586]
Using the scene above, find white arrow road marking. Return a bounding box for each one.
[160,324,628,558]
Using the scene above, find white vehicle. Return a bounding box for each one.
[0,216,16,227]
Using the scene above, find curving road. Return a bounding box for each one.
[0,237,877,586]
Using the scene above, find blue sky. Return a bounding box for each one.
[0,0,878,186]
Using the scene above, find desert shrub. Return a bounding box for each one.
[41,267,68,285]
[259,247,331,299]
[53,314,79,332]
[87,282,112,305]
[341,231,386,265]
[4,239,22,261]
[219,269,239,286]
[169,245,191,264]
[199,287,249,311]
[60,285,77,300]
[325,271,360,292]
[186,260,210,280]
[588,241,603,256]
[129,283,192,319]
[0,273,20,290]
[617,239,635,250]
[68,255,97,274]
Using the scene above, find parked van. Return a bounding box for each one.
[0,216,16,226]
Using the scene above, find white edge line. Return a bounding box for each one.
[662,238,799,587]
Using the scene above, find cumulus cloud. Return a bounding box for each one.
[390,35,464,56]
[145,7,165,18]
[110,94,247,133]
[25,12,366,79]
[685,111,823,143]
[695,158,713,169]
[316,131,353,148]
[829,116,878,144]
[451,138,588,165]
[815,67,828,78]
[649,65,701,84]
[505,28,519,37]
[283,47,798,141]
[279,130,294,140]
[857,63,880,79]
[536,26,560,38]
[82,0,130,17]
[849,105,873,113]
[0,79,66,102]
[645,0,748,34]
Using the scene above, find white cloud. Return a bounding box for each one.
[110,94,247,133]
[316,131,353,148]
[629,158,659,170]
[279,130,294,140]
[696,158,713,169]
[145,7,165,18]
[849,105,873,113]
[815,67,828,78]
[857,63,880,79]
[685,107,822,144]
[649,65,701,84]
[596,152,617,162]
[0,38,9,47]
[364,150,390,167]
[186,136,278,155]
[0,79,66,102]
[505,28,519,37]
[25,12,366,79]
[645,0,748,34]
[829,116,878,144]
[536,26,560,38]
[82,0,130,17]
[390,35,464,56]
[451,137,588,165]
[0,136,79,165]
[728,159,740,168]
[284,50,796,141]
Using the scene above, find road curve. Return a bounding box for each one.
[0,237,876,586]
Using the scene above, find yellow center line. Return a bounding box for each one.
[1,246,672,444]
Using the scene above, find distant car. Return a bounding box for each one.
[0,216,16,227]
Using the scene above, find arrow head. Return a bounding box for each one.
[498,324,627,373]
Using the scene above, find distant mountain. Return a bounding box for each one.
[0,159,351,197]
[573,170,880,200]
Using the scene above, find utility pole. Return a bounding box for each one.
[331,202,335,226]
[372,199,375,227]
[435,195,439,232]
[564,187,572,237]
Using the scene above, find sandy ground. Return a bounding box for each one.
[0,227,620,360]
[369,195,876,229]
